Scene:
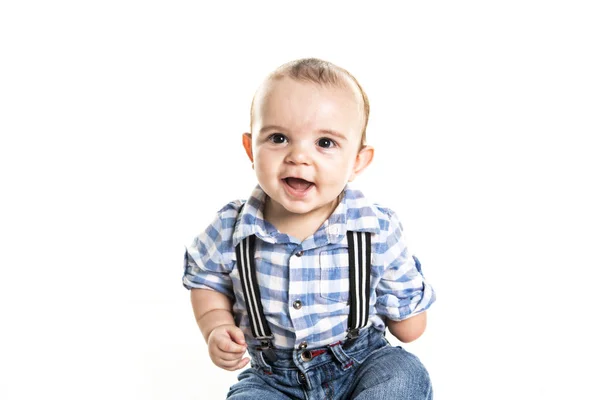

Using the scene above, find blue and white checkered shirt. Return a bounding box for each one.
[183,185,435,349]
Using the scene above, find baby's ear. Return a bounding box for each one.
[349,146,374,182]
[242,133,254,163]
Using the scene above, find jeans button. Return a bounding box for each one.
[301,350,313,362]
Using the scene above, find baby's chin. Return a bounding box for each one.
[274,196,341,217]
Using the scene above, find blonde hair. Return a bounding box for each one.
[250,58,370,147]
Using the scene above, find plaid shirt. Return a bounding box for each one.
[183,185,436,349]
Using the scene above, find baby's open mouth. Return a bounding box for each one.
[283,177,314,191]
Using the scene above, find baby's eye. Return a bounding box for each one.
[317,138,336,148]
[268,133,287,144]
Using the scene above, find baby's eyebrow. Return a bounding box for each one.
[259,125,287,135]
[318,129,347,142]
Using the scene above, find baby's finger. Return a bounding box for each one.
[216,337,247,354]
[219,357,250,371]
[233,357,250,370]
[228,328,246,346]
[217,349,248,361]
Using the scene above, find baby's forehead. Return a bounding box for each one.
[251,77,365,142]
[254,75,363,112]
[267,73,357,94]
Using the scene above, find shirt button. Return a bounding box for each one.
[293,300,302,310]
[299,341,308,350]
[295,251,303,257]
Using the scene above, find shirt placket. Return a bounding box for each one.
[288,248,310,350]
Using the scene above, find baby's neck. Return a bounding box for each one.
[264,198,338,242]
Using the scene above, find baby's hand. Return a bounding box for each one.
[207,324,250,371]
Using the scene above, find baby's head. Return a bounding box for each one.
[250,58,370,148]
[242,58,374,222]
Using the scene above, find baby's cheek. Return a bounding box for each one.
[321,162,353,183]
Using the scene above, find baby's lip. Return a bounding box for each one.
[282,176,314,184]
[282,177,315,194]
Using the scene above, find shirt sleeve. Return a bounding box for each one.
[375,209,436,321]
[182,204,239,299]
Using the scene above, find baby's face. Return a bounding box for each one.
[246,76,368,220]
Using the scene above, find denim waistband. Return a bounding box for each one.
[248,326,388,374]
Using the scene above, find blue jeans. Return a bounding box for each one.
[227,327,432,400]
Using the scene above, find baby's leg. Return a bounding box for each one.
[226,368,303,400]
[349,346,432,399]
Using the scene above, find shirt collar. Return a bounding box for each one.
[232,185,275,247]
[232,184,380,247]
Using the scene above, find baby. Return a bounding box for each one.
[183,58,436,399]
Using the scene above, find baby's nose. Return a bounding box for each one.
[285,143,311,164]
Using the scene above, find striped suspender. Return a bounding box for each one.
[235,235,277,362]
[235,231,371,356]
[345,231,372,342]
[235,235,271,339]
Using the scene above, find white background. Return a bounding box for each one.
[1,1,599,399]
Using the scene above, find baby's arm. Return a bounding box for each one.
[387,312,427,343]
[191,288,249,371]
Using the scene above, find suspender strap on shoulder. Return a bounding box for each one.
[235,235,277,362]
[345,231,372,345]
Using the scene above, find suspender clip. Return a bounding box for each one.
[347,328,360,340]
[343,328,360,349]
[258,337,278,363]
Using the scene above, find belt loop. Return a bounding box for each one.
[329,341,355,370]
[250,348,273,375]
